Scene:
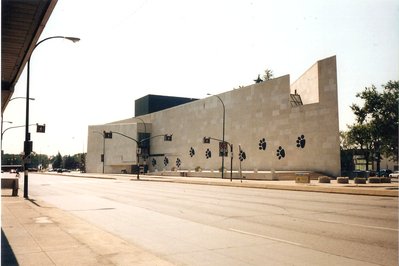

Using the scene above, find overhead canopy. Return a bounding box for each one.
[1,0,57,113]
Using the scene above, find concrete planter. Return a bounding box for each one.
[337,177,349,184]
[354,177,367,184]
[318,176,331,183]
[380,177,391,183]
[295,173,310,183]
[368,177,381,183]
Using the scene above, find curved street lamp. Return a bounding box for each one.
[1,97,35,153]
[132,116,149,164]
[24,36,80,198]
[93,131,107,174]
[207,93,226,179]
[10,97,35,102]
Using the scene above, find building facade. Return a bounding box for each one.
[87,56,340,177]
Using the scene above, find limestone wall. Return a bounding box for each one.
[86,56,340,177]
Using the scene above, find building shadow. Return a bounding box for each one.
[1,229,19,265]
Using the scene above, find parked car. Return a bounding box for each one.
[56,168,71,173]
[377,169,392,177]
[389,171,399,178]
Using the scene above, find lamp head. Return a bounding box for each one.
[65,37,80,43]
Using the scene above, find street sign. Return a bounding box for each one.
[104,131,113,139]
[219,141,228,157]
[36,124,45,133]
[164,134,173,141]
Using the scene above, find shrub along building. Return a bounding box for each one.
[86,56,340,179]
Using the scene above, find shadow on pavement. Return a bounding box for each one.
[1,229,18,266]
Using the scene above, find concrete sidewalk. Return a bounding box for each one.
[1,194,174,266]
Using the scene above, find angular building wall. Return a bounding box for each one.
[86,56,340,177]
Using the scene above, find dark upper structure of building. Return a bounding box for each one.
[134,94,198,116]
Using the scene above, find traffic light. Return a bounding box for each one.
[164,134,172,141]
[24,140,33,154]
[203,137,210,144]
[104,131,112,139]
[36,124,45,133]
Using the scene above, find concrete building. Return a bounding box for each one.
[87,56,340,178]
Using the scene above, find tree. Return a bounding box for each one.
[347,124,374,170]
[1,153,23,165]
[30,153,50,169]
[348,80,398,163]
[254,69,274,84]
[263,69,274,81]
[52,152,63,169]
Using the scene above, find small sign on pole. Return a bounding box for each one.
[219,141,228,157]
[36,124,45,133]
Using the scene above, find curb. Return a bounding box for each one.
[142,177,399,197]
[42,172,399,197]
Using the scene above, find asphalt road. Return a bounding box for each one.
[26,173,398,266]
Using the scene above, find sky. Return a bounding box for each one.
[2,0,398,156]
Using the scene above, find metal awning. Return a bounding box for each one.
[1,0,57,113]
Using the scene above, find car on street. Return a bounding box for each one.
[56,168,71,173]
[377,169,392,177]
[389,171,399,178]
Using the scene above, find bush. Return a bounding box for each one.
[354,177,366,184]
[368,177,381,183]
[380,177,391,183]
[337,177,349,184]
[195,166,202,172]
[318,176,331,183]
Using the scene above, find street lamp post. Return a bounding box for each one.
[207,93,226,179]
[24,36,80,199]
[132,117,148,166]
[93,131,108,174]
[1,97,35,152]
[203,136,233,181]
[1,121,12,142]
[110,131,172,180]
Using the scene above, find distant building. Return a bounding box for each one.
[87,56,340,178]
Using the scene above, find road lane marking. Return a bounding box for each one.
[229,228,303,247]
[318,219,399,232]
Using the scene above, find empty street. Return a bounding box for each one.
[26,173,398,266]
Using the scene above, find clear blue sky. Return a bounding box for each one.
[3,0,398,156]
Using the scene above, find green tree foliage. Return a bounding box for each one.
[263,69,274,81]
[347,124,374,170]
[52,152,63,169]
[339,131,355,175]
[1,153,23,165]
[62,154,84,170]
[349,80,398,161]
[2,152,85,171]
